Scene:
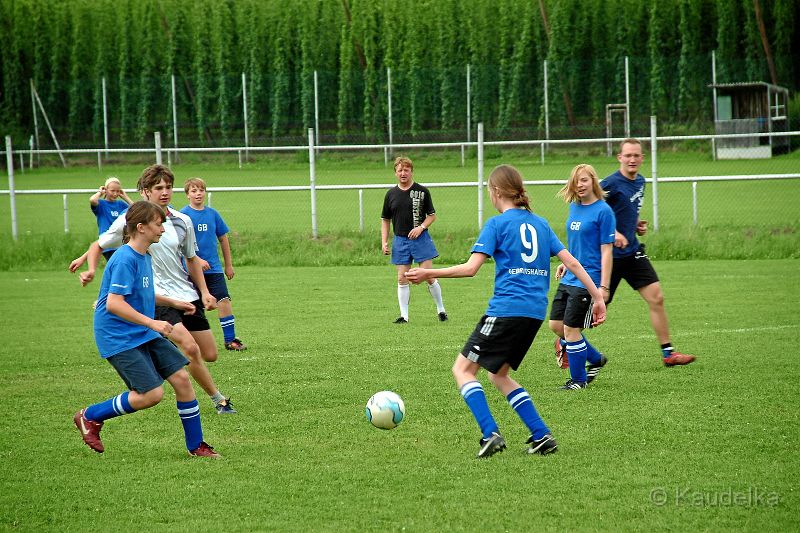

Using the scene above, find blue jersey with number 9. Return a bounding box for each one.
[471,208,565,319]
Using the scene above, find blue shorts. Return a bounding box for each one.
[204,272,231,301]
[107,337,189,393]
[391,232,439,265]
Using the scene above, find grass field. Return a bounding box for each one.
[1,259,798,531]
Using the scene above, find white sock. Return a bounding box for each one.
[428,280,445,313]
[398,283,410,319]
[211,391,225,405]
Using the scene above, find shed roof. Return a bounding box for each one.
[708,81,789,93]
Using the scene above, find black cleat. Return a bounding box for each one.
[477,432,506,458]
[527,434,558,455]
[559,379,587,391]
[438,312,448,322]
[393,317,408,324]
[586,354,608,384]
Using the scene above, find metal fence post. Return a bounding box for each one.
[387,67,393,158]
[102,76,109,158]
[154,131,162,165]
[308,128,318,239]
[543,59,549,164]
[5,136,18,240]
[466,64,471,144]
[359,189,364,232]
[650,116,659,232]
[477,123,484,229]
[692,182,698,226]
[314,70,320,156]
[171,74,179,164]
[242,72,249,161]
[63,194,69,233]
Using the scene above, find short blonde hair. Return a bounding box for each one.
[393,156,413,171]
[104,176,122,188]
[619,138,643,153]
[557,164,607,204]
[184,177,207,194]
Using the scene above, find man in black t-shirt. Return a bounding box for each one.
[381,156,448,324]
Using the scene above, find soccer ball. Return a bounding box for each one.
[365,390,405,430]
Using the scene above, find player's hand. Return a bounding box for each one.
[225,265,235,280]
[78,270,95,286]
[69,256,86,273]
[591,300,607,327]
[407,226,423,240]
[636,220,648,236]
[202,293,217,311]
[174,301,196,315]
[382,243,390,255]
[613,230,628,248]
[555,264,566,279]
[150,320,174,336]
[404,268,427,284]
[99,186,106,194]
[200,259,211,271]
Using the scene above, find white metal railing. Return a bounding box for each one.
[4,122,800,239]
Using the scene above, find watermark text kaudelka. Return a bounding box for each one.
[650,486,779,507]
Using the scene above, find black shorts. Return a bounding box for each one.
[107,337,189,393]
[609,244,659,303]
[461,315,543,373]
[549,284,594,329]
[155,299,210,331]
[204,272,231,302]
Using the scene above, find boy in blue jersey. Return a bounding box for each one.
[181,178,247,351]
[406,165,606,458]
[89,177,133,260]
[550,164,616,389]
[601,139,695,367]
[73,201,221,458]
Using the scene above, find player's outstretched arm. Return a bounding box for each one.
[70,241,103,286]
[406,252,487,284]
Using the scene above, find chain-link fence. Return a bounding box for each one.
[2,122,799,253]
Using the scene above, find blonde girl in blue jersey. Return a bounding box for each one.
[550,164,616,389]
[73,201,221,458]
[89,177,133,260]
[406,165,606,458]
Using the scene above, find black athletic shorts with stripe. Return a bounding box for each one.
[549,283,594,329]
[155,299,210,332]
[460,315,543,373]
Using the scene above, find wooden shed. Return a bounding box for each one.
[710,82,790,159]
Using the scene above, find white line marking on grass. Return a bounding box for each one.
[620,324,796,340]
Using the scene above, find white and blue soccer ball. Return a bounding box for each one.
[365,390,405,430]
